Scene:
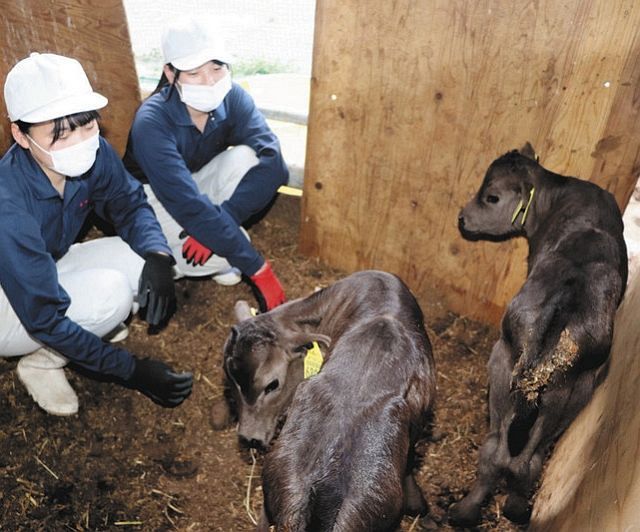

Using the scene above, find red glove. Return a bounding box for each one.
[182,236,213,266]
[250,261,286,312]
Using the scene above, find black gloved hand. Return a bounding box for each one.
[126,357,193,407]
[138,252,176,327]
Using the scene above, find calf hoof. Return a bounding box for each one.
[403,474,428,516]
[502,494,531,524]
[417,515,439,530]
[448,498,481,528]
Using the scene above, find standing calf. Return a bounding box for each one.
[450,143,628,525]
[223,270,436,531]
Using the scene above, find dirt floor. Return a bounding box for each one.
[0,195,523,531]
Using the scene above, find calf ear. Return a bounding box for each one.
[223,326,239,359]
[234,300,254,322]
[284,331,332,359]
[519,142,538,161]
[307,333,332,349]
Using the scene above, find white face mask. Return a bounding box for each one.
[177,72,232,113]
[28,132,100,177]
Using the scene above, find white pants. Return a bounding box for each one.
[144,145,259,278]
[0,237,143,358]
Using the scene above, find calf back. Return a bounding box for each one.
[263,311,435,530]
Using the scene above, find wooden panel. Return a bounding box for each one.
[301,0,640,324]
[530,273,640,529]
[0,0,140,155]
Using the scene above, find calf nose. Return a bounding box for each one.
[458,213,466,229]
[238,435,266,452]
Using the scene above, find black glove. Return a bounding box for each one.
[126,357,193,407]
[138,252,176,326]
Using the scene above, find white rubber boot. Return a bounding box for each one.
[211,227,248,286]
[16,348,78,416]
[212,266,242,286]
[103,322,129,343]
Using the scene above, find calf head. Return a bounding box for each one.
[223,301,330,449]
[458,142,538,240]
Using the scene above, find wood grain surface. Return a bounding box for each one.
[301,0,640,324]
[0,0,140,155]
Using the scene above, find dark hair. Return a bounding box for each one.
[149,64,179,99]
[151,60,230,100]
[16,110,101,145]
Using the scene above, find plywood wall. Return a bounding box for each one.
[0,0,139,155]
[301,0,640,324]
[529,273,640,529]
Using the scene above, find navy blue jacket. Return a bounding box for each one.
[0,139,171,379]
[125,82,289,275]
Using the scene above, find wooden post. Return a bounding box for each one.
[530,274,640,529]
[0,0,139,156]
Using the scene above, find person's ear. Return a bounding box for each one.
[11,123,30,149]
[163,64,176,84]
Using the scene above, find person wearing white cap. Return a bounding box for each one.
[124,16,288,313]
[0,52,193,415]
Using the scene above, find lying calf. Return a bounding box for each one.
[223,270,436,531]
[451,143,628,525]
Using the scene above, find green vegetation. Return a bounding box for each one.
[134,51,295,92]
[232,57,293,76]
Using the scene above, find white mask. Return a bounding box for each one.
[28,132,100,177]
[177,72,232,112]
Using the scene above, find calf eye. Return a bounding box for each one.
[264,379,279,395]
[486,195,500,204]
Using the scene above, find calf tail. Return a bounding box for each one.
[508,327,581,457]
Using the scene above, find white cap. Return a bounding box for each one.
[4,53,108,123]
[161,17,232,71]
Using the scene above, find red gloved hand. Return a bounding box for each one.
[249,261,286,312]
[182,235,213,266]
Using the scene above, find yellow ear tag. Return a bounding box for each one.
[250,307,258,317]
[303,341,324,379]
[511,199,524,224]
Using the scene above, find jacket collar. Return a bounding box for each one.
[14,145,60,200]
[13,144,86,203]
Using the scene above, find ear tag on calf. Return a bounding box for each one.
[511,187,536,226]
[303,341,324,379]
[250,307,258,317]
[521,186,535,225]
[511,199,525,224]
